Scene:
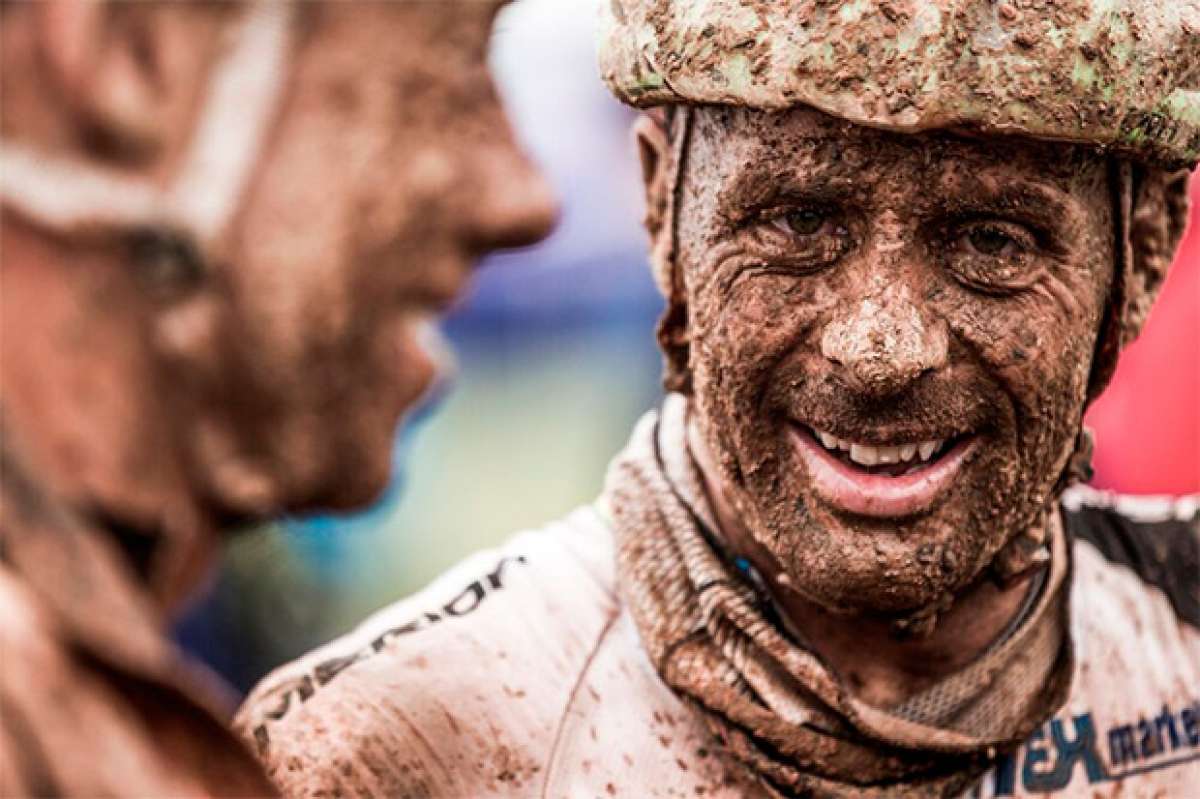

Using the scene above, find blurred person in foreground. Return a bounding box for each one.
[0,0,554,794]
[238,2,1199,797]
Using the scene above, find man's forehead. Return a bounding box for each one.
[696,107,1102,195]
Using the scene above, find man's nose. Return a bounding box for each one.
[820,288,949,397]
[466,143,558,252]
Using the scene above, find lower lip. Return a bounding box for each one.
[788,426,977,518]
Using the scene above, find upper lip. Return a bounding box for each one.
[777,366,993,447]
[402,278,466,316]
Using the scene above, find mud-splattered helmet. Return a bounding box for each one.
[600,0,1195,411]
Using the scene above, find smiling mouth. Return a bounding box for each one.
[788,422,978,518]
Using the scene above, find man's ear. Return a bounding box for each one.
[633,111,692,393]
[1088,164,1191,401]
[1122,167,1191,343]
[635,113,670,236]
[34,1,223,163]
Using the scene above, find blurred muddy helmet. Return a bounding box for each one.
[600,0,1197,405]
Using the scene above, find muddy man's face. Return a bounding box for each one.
[162,3,556,520]
[677,107,1114,614]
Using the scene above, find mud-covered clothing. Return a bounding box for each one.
[0,446,277,797]
[238,475,1198,798]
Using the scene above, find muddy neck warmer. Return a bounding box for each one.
[605,395,1074,798]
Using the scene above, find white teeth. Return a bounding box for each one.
[849,443,879,466]
[811,427,948,467]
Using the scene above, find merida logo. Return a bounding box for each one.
[990,700,1200,795]
[248,555,529,756]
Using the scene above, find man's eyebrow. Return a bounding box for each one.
[932,178,1080,223]
[716,155,845,221]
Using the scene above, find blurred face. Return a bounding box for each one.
[677,107,1113,615]
[154,2,555,519]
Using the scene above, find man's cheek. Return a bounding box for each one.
[707,278,821,371]
[943,295,1084,408]
[944,298,1093,512]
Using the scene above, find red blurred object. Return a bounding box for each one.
[1085,174,1200,495]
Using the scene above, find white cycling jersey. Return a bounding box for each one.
[236,489,1199,798]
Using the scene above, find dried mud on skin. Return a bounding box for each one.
[670,106,1113,620]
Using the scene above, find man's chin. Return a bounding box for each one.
[771,496,1002,616]
[330,478,390,512]
[208,456,394,533]
[780,548,972,617]
[298,457,395,516]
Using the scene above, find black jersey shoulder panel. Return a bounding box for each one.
[1064,499,1199,630]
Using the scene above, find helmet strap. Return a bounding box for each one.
[654,105,694,392]
[0,1,295,261]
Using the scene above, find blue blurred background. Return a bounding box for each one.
[175,0,1200,695]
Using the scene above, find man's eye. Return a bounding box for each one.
[771,208,830,238]
[740,204,850,274]
[959,221,1031,258]
[949,219,1042,292]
